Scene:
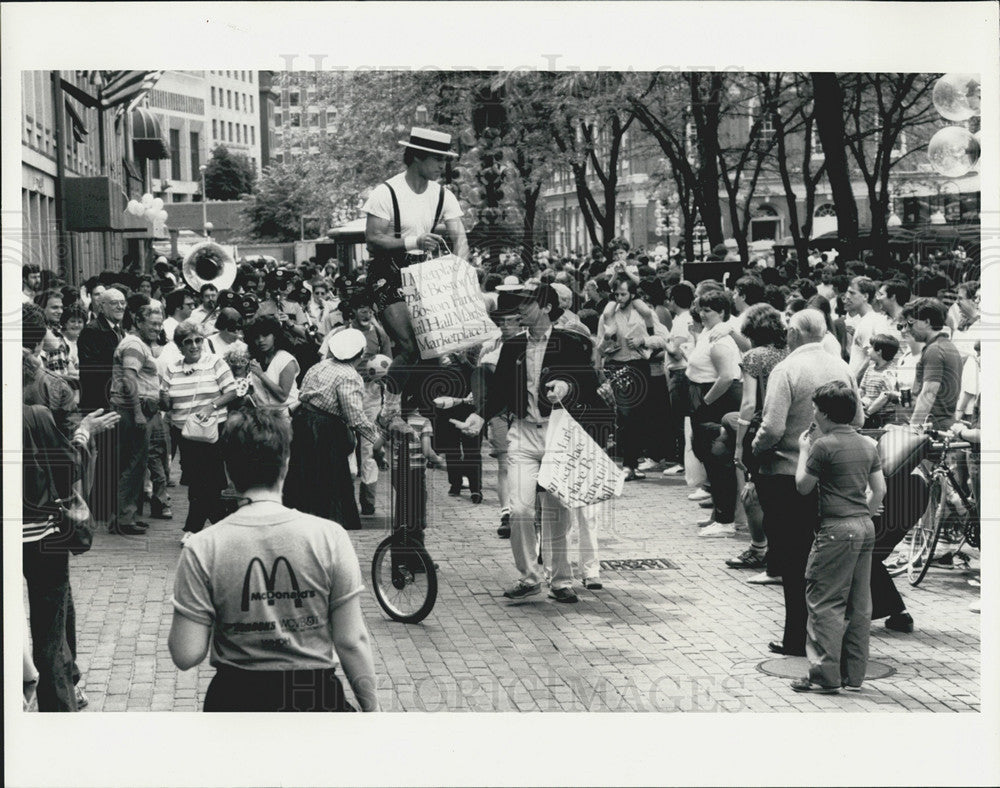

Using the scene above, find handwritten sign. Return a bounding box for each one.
[537,409,626,508]
[401,255,501,359]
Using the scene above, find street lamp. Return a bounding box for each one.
[199,164,208,236]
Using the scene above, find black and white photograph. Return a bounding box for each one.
[4,2,998,786]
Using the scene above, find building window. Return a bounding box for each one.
[228,122,233,141]
[169,129,181,180]
[250,95,254,113]
[250,126,255,145]
[810,126,824,159]
[212,119,217,140]
[227,90,232,109]
[274,111,282,126]
[190,131,200,180]
[290,91,299,107]
[275,152,283,164]
[814,203,836,217]
[290,113,300,127]
[750,101,776,150]
[236,125,241,143]
[309,112,319,127]
[211,86,216,105]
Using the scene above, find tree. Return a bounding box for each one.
[811,72,861,261]
[549,72,638,261]
[842,73,938,265]
[204,145,256,200]
[243,158,331,241]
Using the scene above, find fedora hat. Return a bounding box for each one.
[399,126,458,158]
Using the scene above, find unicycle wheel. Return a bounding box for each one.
[371,533,437,623]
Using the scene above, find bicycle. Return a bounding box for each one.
[370,423,438,623]
[888,426,978,587]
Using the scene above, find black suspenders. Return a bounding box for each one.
[385,181,447,240]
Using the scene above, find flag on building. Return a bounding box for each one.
[78,70,163,115]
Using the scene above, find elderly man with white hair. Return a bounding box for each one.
[748,308,864,658]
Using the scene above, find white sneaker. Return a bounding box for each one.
[747,571,782,585]
[698,522,736,538]
[688,488,712,502]
[662,464,685,475]
[638,459,662,472]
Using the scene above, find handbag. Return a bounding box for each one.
[180,370,220,444]
[46,484,95,556]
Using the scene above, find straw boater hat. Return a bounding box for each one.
[398,127,458,158]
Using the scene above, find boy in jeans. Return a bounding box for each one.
[792,381,886,693]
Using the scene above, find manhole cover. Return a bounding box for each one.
[757,657,895,680]
[600,558,678,571]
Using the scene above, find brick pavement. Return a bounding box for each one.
[40,453,981,713]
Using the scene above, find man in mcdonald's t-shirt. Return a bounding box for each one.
[168,409,378,712]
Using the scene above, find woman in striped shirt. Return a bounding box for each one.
[164,320,238,544]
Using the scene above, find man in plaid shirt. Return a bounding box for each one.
[37,289,73,378]
[284,329,385,530]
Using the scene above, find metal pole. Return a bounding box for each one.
[200,165,208,235]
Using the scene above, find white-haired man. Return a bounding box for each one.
[749,308,864,657]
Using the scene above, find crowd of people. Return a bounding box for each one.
[20,126,981,710]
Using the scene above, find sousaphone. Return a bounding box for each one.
[183,241,237,292]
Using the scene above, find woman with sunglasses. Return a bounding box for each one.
[163,321,238,544]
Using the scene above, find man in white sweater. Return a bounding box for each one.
[750,308,864,657]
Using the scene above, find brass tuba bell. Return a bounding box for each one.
[182,241,237,292]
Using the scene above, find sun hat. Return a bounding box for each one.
[398,126,458,158]
[328,327,367,361]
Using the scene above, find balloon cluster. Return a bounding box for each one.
[928,73,981,178]
[126,193,169,234]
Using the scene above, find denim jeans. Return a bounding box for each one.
[805,515,876,688]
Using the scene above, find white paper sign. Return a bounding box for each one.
[401,254,501,359]
[537,408,626,508]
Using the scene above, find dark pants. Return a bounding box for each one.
[434,407,482,494]
[89,429,117,522]
[606,358,651,469]
[869,469,932,619]
[689,380,742,524]
[116,409,153,526]
[204,665,355,712]
[176,431,228,533]
[756,473,818,655]
[23,541,80,712]
[643,373,673,463]
[666,369,688,466]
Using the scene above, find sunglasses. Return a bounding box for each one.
[181,337,205,347]
[896,318,916,331]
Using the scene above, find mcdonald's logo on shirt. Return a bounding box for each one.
[240,556,316,611]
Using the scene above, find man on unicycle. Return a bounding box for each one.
[362,126,469,425]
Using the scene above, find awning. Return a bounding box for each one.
[131,108,171,160]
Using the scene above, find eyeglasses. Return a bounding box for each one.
[181,337,204,347]
[896,319,915,331]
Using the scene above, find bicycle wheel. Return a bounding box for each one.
[371,534,437,624]
[906,480,944,587]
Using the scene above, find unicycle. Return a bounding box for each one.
[371,425,437,623]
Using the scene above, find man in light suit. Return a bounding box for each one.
[454,285,612,603]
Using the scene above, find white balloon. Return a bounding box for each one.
[160,210,169,223]
[932,73,980,121]
[152,197,164,212]
[927,125,980,178]
[157,209,169,221]
[127,199,142,216]
[141,193,154,208]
